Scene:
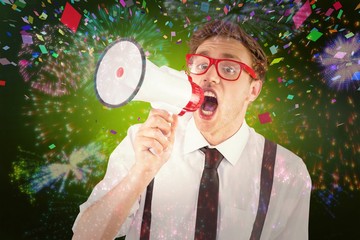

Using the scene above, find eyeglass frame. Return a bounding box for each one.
[185,53,258,81]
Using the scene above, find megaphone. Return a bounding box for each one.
[95,38,204,116]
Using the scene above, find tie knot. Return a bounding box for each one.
[201,147,224,169]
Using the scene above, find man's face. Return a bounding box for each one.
[190,36,262,144]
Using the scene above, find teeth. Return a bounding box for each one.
[204,91,216,98]
[202,110,213,116]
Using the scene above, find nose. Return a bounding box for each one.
[204,64,221,84]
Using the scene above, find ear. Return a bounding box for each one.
[248,80,262,102]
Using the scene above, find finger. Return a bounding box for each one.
[136,135,165,156]
[144,114,174,137]
[148,108,172,121]
[147,118,172,137]
[139,127,170,149]
[167,114,178,145]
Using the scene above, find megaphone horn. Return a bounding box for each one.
[95,38,204,115]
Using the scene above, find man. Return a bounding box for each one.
[72,20,312,240]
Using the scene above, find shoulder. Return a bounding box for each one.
[249,127,311,187]
[274,143,309,178]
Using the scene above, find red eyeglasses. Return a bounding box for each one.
[186,54,258,80]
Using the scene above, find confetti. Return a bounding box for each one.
[0,58,11,65]
[352,72,360,80]
[200,2,209,13]
[334,51,347,59]
[293,0,311,29]
[269,45,278,55]
[119,0,126,7]
[60,2,82,33]
[270,57,284,66]
[333,1,342,10]
[258,112,272,124]
[325,8,334,17]
[39,45,48,54]
[21,34,33,44]
[306,28,323,41]
[48,144,56,150]
[287,94,294,100]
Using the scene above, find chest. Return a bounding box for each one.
[151,152,261,214]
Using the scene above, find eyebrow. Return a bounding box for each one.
[197,50,241,61]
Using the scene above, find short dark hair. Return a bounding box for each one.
[188,20,268,82]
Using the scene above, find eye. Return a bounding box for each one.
[219,60,241,76]
[223,66,236,74]
[197,63,209,70]
[221,65,240,76]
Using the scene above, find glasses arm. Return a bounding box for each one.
[239,62,258,79]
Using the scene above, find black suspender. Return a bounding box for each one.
[250,139,277,240]
[140,179,154,240]
[140,138,277,240]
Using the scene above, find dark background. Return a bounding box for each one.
[1,0,360,239]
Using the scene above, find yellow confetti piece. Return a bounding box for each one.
[36,34,44,41]
[88,48,94,56]
[39,12,48,20]
[269,57,284,66]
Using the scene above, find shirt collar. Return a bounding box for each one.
[183,117,250,166]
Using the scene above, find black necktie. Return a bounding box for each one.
[194,147,224,240]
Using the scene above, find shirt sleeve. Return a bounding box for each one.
[72,124,141,237]
[275,157,312,240]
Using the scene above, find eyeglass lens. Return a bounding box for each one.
[187,55,241,80]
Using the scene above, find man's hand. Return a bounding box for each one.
[134,109,178,174]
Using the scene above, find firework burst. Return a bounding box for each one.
[10,143,107,203]
[18,24,95,96]
[20,2,169,151]
[162,0,303,43]
[78,3,170,66]
[317,34,360,91]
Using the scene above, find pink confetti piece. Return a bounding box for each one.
[258,112,272,124]
[293,0,311,29]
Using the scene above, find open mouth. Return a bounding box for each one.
[200,90,218,117]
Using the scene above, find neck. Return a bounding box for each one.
[201,120,244,146]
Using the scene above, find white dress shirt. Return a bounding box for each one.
[73,114,312,240]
